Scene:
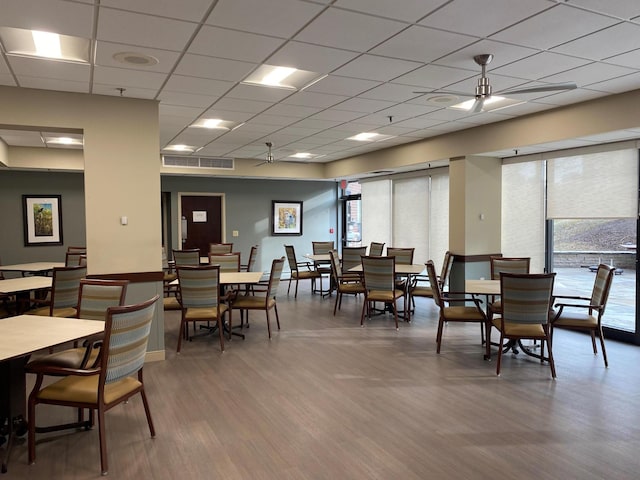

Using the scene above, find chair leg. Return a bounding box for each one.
[27,374,45,465]
[590,331,598,354]
[436,316,444,353]
[360,300,367,327]
[496,333,504,375]
[265,310,272,339]
[484,320,492,360]
[544,330,556,378]
[333,292,340,315]
[98,407,108,475]
[217,317,225,352]
[274,304,281,330]
[393,300,399,330]
[294,278,299,299]
[139,372,156,437]
[287,277,292,295]
[598,327,609,367]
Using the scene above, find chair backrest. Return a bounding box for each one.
[426,260,445,309]
[50,266,87,309]
[173,249,200,267]
[329,249,342,283]
[342,246,367,272]
[208,252,241,272]
[361,255,396,292]
[67,246,86,254]
[65,251,86,267]
[490,256,530,280]
[500,273,555,325]
[590,264,616,315]
[440,251,454,287]
[209,243,233,254]
[312,241,334,255]
[267,257,285,298]
[284,245,299,274]
[99,295,159,387]
[386,247,414,265]
[245,245,259,272]
[77,279,129,320]
[177,265,221,309]
[369,242,385,256]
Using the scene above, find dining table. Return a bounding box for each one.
[0,262,65,277]
[0,276,53,315]
[0,314,105,473]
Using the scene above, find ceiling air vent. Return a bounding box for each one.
[163,155,234,170]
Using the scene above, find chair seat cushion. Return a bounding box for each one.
[37,374,142,405]
[367,289,403,302]
[553,312,598,328]
[232,295,274,309]
[411,286,433,297]
[30,306,78,318]
[294,271,320,280]
[443,306,484,321]
[163,296,182,311]
[185,304,228,320]
[339,283,365,294]
[27,347,98,371]
[492,317,545,337]
[163,272,177,282]
[490,299,502,314]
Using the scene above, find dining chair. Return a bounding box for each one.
[241,245,259,272]
[360,255,404,330]
[329,250,365,316]
[66,246,86,253]
[176,264,230,352]
[426,260,487,354]
[387,247,415,301]
[312,241,334,295]
[65,251,87,267]
[284,245,321,298]
[409,251,454,306]
[29,265,87,318]
[161,245,177,293]
[172,248,201,267]
[208,252,241,272]
[341,246,367,281]
[551,263,615,367]
[488,256,531,317]
[26,279,129,374]
[28,295,159,476]
[368,242,385,256]
[230,257,285,338]
[209,242,233,254]
[489,272,556,377]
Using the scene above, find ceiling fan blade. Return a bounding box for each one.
[501,82,577,95]
[470,98,484,113]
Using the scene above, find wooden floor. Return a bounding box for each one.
[6,281,640,479]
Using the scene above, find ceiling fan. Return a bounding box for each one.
[414,54,577,113]
[255,141,275,167]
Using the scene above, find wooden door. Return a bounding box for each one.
[180,195,223,256]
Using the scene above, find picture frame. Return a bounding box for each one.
[271,200,303,236]
[22,195,63,246]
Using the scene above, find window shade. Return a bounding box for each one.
[393,177,428,264]
[361,179,391,249]
[429,172,450,271]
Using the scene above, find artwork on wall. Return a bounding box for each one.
[271,200,303,236]
[23,195,63,246]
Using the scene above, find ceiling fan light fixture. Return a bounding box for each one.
[163,144,197,153]
[450,95,524,112]
[189,118,239,130]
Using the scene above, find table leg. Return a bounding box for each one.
[1,357,29,474]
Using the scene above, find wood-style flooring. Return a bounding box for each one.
[6,282,640,479]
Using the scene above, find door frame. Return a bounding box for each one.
[177,192,227,248]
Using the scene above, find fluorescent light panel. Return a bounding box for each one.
[347,132,395,142]
[242,64,324,90]
[163,144,196,153]
[189,118,243,131]
[0,27,90,63]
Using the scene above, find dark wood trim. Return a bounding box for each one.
[86,271,163,283]
[453,253,501,263]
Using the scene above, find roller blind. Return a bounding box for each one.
[502,160,545,273]
[429,172,450,271]
[361,179,391,249]
[393,177,428,264]
[547,149,638,219]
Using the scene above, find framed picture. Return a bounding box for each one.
[272,200,303,236]
[23,195,63,246]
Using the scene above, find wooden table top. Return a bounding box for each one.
[170,271,264,286]
[0,315,104,362]
[0,262,65,273]
[465,279,500,296]
[0,276,52,294]
[349,263,426,275]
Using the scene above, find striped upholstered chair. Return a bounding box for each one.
[176,264,230,352]
[28,295,159,475]
[488,256,531,318]
[489,272,556,377]
[330,250,365,316]
[30,265,87,318]
[360,255,404,330]
[551,264,615,367]
[26,279,129,374]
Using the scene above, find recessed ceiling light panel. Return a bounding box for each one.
[242,64,325,90]
[0,26,90,63]
[347,132,395,142]
[163,144,197,153]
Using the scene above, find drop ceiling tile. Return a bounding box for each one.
[101,0,213,22]
[159,104,206,118]
[305,75,381,96]
[359,83,424,102]
[249,113,299,127]
[434,40,539,70]
[420,0,554,37]
[158,91,219,108]
[162,75,233,97]
[93,83,158,99]
[93,65,167,90]
[393,64,477,89]
[211,97,273,114]
[295,8,406,52]
[0,75,17,87]
[263,104,324,118]
[189,25,286,64]
[0,129,44,147]
[490,4,618,50]
[97,8,197,52]
[206,0,324,38]
[568,71,640,94]
[334,97,396,114]
[95,41,181,74]
[226,84,293,103]
[605,48,640,69]
[542,62,636,86]
[267,42,359,75]
[334,0,446,22]
[563,0,640,19]
[199,109,252,123]
[9,57,90,82]
[291,118,343,130]
[282,91,350,109]
[1,0,94,37]
[174,54,256,82]
[552,22,640,60]
[309,109,367,122]
[392,116,448,129]
[492,52,590,80]
[371,25,477,63]
[18,76,89,93]
[277,126,324,137]
[333,55,423,82]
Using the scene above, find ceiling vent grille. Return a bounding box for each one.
[162,155,234,170]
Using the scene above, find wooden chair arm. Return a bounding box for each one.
[31,364,100,377]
